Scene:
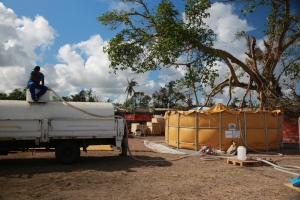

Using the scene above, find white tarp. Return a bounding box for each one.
[144,140,185,155]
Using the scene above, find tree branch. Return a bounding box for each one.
[277,0,290,52]
[276,57,300,82]
[222,57,245,87]
[282,29,300,52]
[239,79,253,109]
[226,76,232,107]
[250,36,258,73]
[203,78,229,105]
[194,42,261,87]
[272,0,290,72]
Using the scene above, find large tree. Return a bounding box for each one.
[98,0,300,110]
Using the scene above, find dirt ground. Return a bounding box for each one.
[0,136,300,200]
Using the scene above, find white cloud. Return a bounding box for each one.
[0,3,56,93]
[49,34,163,101]
[109,1,132,12]
[205,3,255,60]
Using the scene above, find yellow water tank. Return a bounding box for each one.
[164,104,283,152]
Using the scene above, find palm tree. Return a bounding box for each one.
[125,78,138,102]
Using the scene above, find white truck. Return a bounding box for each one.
[0,89,127,164]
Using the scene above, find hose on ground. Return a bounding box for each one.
[259,158,300,176]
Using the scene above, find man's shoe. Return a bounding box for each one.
[32,97,38,102]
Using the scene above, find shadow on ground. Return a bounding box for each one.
[0,155,172,177]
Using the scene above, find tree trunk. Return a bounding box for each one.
[193,89,199,106]
[259,90,266,110]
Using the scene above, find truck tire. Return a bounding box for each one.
[55,141,80,164]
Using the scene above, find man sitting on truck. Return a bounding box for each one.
[27,66,48,102]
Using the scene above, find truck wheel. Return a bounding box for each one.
[55,141,80,164]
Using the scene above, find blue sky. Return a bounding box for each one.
[0,0,299,104]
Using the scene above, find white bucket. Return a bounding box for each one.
[237,146,247,160]
[135,130,141,136]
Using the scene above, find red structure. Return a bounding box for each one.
[283,118,299,143]
[124,113,152,121]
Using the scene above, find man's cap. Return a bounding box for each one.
[34,66,40,70]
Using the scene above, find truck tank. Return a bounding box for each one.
[0,100,114,119]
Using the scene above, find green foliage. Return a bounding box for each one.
[123,98,136,112]
[133,91,144,106]
[51,96,61,102]
[86,89,96,102]
[62,89,98,102]
[228,97,247,109]
[124,91,151,109]
[71,90,86,102]
[0,93,8,100]
[239,0,270,16]
[176,60,219,106]
[0,88,26,100]
[98,0,217,75]
[62,96,71,102]
[284,60,300,80]
[139,95,152,108]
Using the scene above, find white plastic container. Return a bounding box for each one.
[135,130,141,136]
[237,146,247,160]
[26,88,50,102]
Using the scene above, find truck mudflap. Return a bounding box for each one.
[111,139,127,156]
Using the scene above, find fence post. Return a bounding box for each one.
[244,112,247,146]
[177,113,180,149]
[264,113,268,152]
[195,112,198,151]
[219,112,222,150]
[167,103,170,145]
